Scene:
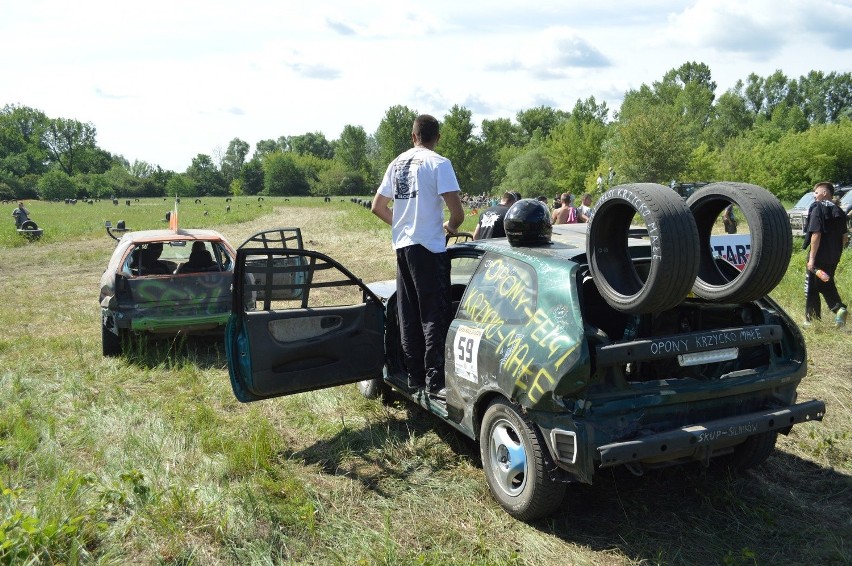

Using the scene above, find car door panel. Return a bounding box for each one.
[227,247,385,402]
[241,304,384,398]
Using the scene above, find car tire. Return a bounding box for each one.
[20,220,38,230]
[587,183,699,314]
[718,431,778,471]
[479,398,566,521]
[102,323,122,357]
[357,378,390,400]
[687,182,792,303]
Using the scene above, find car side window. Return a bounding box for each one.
[457,253,537,325]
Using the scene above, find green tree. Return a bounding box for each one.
[744,73,765,115]
[36,168,76,200]
[254,139,279,159]
[516,106,568,142]
[263,152,309,196]
[0,104,49,177]
[240,158,265,195]
[375,105,418,167]
[287,132,334,159]
[166,174,197,198]
[186,154,226,196]
[315,161,367,196]
[497,145,558,197]
[683,142,720,181]
[42,117,98,175]
[707,85,754,147]
[625,62,716,143]
[797,70,839,124]
[546,97,608,193]
[438,105,478,192]
[221,138,250,187]
[334,124,370,177]
[479,117,524,190]
[605,105,691,183]
[126,159,155,178]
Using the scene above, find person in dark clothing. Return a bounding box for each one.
[803,181,848,327]
[473,191,517,239]
[139,243,174,275]
[12,201,29,228]
[722,204,738,234]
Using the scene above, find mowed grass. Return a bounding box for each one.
[0,198,849,565]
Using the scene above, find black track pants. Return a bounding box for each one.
[395,244,451,388]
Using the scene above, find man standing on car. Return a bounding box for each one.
[804,181,848,327]
[473,191,516,239]
[372,115,465,399]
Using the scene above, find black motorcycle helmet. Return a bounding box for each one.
[504,198,552,247]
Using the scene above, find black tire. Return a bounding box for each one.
[719,431,778,471]
[102,323,122,357]
[479,399,566,521]
[687,182,792,302]
[357,378,390,400]
[587,183,699,314]
[20,220,38,230]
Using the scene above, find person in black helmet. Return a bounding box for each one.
[504,199,553,247]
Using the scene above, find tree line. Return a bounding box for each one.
[2,61,852,204]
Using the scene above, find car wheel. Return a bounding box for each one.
[357,378,390,400]
[718,431,778,471]
[587,183,699,314]
[102,323,122,357]
[479,398,566,521]
[687,182,792,302]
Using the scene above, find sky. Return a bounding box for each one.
[2,0,851,172]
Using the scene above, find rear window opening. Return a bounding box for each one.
[578,265,774,383]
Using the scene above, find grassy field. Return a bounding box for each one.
[0,197,850,565]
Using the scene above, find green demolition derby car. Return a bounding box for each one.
[225,183,825,521]
[100,226,303,356]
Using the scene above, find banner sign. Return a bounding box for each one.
[709,234,751,271]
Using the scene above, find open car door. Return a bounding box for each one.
[226,246,385,403]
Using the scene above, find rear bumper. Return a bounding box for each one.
[104,309,228,334]
[597,399,826,468]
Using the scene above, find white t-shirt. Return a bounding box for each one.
[377,146,460,253]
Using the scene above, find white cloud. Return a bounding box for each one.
[1,0,850,171]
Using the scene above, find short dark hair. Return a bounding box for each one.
[413,115,440,144]
[814,181,834,196]
[502,191,516,204]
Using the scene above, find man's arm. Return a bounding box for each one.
[442,191,464,234]
[371,193,393,226]
[807,231,822,272]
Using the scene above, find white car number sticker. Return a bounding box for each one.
[453,326,482,383]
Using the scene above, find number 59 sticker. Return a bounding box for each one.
[453,326,483,383]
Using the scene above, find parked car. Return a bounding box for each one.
[225,183,824,521]
[787,185,852,236]
[100,226,303,356]
[670,181,708,200]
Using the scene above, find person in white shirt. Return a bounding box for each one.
[372,115,465,399]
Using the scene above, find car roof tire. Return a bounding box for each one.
[687,182,792,302]
[587,183,700,314]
